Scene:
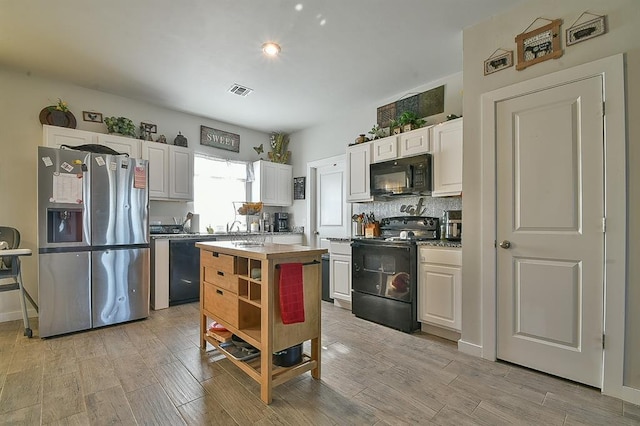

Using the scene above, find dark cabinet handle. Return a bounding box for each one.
[217,271,224,276]
[216,289,223,295]
[213,252,220,257]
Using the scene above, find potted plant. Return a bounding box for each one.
[104,116,136,137]
[397,111,426,132]
[368,124,386,140]
[389,119,402,135]
[268,132,291,164]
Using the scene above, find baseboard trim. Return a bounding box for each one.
[333,298,352,311]
[420,323,461,342]
[0,308,38,324]
[457,339,483,357]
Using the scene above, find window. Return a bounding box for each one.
[193,154,248,232]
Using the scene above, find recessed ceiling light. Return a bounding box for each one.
[262,42,281,57]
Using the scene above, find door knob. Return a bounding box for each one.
[499,240,511,249]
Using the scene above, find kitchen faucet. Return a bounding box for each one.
[226,220,241,233]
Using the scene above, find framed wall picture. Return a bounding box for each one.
[566,13,607,46]
[82,111,103,123]
[484,49,513,75]
[293,177,305,200]
[515,18,563,71]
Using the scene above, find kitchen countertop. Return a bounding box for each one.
[417,240,462,248]
[196,240,325,259]
[326,237,462,248]
[151,231,303,240]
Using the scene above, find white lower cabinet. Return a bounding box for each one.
[329,241,351,306]
[418,246,462,331]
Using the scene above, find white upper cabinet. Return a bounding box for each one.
[141,141,170,199]
[346,142,372,202]
[43,126,194,201]
[97,133,141,158]
[169,145,194,200]
[399,126,431,158]
[43,125,95,148]
[372,126,432,163]
[371,135,398,163]
[252,160,292,206]
[141,141,194,201]
[431,118,462,197]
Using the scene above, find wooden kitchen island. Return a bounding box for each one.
[195,241,327,404]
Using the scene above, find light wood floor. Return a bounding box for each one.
[0,302,639,425]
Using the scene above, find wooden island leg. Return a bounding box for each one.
[311,336,321,379]
[200,312,207,349]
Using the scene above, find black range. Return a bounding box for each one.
[351,216,439,333]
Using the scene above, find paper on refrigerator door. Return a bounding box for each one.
[52,172,83,203]
[134,166,146,189]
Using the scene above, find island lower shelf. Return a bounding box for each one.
[197,241,327,404]
[203,332,318,386]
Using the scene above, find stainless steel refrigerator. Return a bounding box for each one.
[38,146,150,337]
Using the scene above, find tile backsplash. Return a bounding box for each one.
[352,196,462,221]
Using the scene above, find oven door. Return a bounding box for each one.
[351,241,415,302]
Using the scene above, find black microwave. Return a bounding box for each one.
[370,154,432,197]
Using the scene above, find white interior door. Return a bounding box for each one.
[496,76,604,387]
[307,156,348,248]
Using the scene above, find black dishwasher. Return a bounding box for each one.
[169,238,214,305]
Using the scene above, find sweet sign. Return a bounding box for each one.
[200,125,240,152]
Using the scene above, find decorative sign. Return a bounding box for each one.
[400,198,427,216]
[566,12,607,46]
[484,48,513,75]
[376,85,444,128]
[515,18,563,71]
[200,125,240,152]
[294,177,305,200]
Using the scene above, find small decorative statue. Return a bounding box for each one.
[174,132,188,147]
[156,135,167,144]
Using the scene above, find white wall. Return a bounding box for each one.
[461,0,640,389]
[0,67,269,321]
[288,72,463,229]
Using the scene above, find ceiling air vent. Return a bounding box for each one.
[228,84,253,97]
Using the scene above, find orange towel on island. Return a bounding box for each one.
[279,263,305,324]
